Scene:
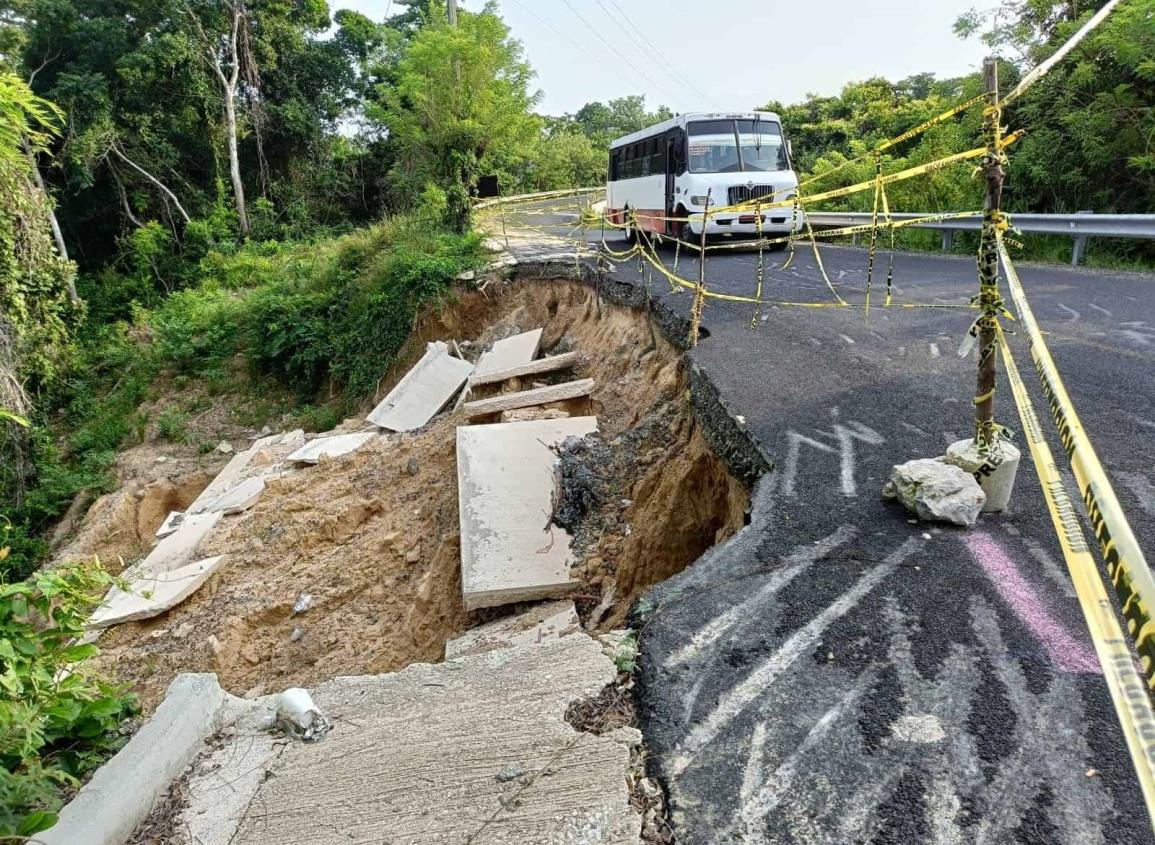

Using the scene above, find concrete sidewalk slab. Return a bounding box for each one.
[473,327,543,378]
[187,430,303,514]
[188,475,266,515]
[457,416,597,610]
[139,510,222,575]
[40,674,240,845]
[286,431,377,464]
[367,340,474,431]
[445,600,581,658]
[172,636,640,844]
[88,555,225,628]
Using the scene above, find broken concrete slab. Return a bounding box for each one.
[883,457,986,526]
[88,556,225,629]
[457,416,597,610]
[155,509,184,539]
[463,377,595,419]
[187,475,266,516]
[445,600,581,658]
[470,350,580,387]
[186,430,304,514]
[501,406,571,423]
[367,341,474,431]
[40,674,241,845]
[285,431,377,464]
[139,510,222,574]
[473,327,543,379]
[171,636,639,845]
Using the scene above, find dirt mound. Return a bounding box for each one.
[89,280,749,711]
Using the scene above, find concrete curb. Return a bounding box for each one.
[41,673,237,845]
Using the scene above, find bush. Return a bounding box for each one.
[0,551,137,837]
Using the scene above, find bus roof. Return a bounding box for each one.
[609,111,783,150]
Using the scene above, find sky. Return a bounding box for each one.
[338,0,990,115]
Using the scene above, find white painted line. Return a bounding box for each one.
[664,526,858,669]
[672,537,923,774]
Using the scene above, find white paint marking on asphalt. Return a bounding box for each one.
[1057,302,1080,321]
[732,674,877,843]
[780,431,837,498]
[1118,472,1155,517]
[1088,303,1111,317]
[839,334,856,345]
[930,343,941,358]
[664,526,858,669]
[900,422,930,437]
[1121,320,1149,328]
[739,722,769,812]
[672,537,924,774]
[1120,329,1153,347]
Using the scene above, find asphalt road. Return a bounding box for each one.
[493,198,1155,844]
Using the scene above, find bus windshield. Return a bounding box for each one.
[688,119,787,173]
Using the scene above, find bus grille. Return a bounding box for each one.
[728,185,778,205]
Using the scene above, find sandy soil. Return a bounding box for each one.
[85,280,749,711]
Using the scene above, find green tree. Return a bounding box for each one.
[371,1,540,231]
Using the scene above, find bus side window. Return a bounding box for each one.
[654,137,667,174]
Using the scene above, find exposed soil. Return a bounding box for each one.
[87,280,749,712]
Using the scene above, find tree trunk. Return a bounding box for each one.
[23,142,78,302]
[110,145,192,224]
[224,86,248,236]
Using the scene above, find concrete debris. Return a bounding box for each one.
[155,509,185,539]
[471,350,580,387]
[291,592,314,616]
[286,431,377,464]
[463,377,595,418]
[457,417,598,610]
[275,688,331,741]
[501,406,571,423]
[169,636,639,844]
[472,327,543,380]
[367,340,474,431]
[188,430,304,515]
[88,556,226,629]
[188,475,265,516]
[139,511,223,574]
[883,457,986,526]
[444,600,581,658]
[39,674,239,845]
[217,441,234,455]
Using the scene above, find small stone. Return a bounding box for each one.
[240,644,261,665]
[290,627,304,642]
[292,593,314,616]
[406,456,419,476]
[406,548,421,564]
[259,425,273,436]
[638,777,661,799]
[133,489,146,500]
[155,456,168,464]
[207,634,224,658]
[150,628,169,639]
[173,622,195,639]
[1086,768,1099,777]
[495,763,526,783]
[217,441,234,454]
[620,499,633,508]
[455,269,476,282]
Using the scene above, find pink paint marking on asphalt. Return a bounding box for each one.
[964,531,1100,674]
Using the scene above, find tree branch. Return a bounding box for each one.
[109,144,191,223]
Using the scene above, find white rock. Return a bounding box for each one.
[883,458,985,526]
[275,688,331,741]
[217,441,234,455]
[944,437,1022,513]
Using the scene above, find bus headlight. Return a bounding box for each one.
[690,195,710,207]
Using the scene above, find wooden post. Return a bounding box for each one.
[974,57,1004,449]
[447,0,458,25]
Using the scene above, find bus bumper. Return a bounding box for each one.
[687,210,804,237]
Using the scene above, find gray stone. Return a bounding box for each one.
[286,431,377,464]
[883,457,986,526]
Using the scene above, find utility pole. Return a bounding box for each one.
[974,56,1003,451]
[447,0,458,26]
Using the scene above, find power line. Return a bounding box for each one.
[596,0,719,107]
[505,0,586,54]
[554,0,686,105]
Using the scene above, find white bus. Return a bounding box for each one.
[607,111,801,244]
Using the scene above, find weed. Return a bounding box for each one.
[156,409,189,443]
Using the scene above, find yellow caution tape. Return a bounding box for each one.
[999,236,1155,690]
[997,322,1155,831]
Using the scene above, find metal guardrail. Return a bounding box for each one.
[806,210,1155,265]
